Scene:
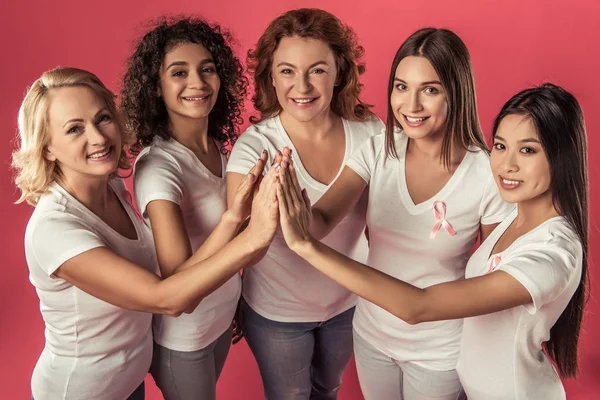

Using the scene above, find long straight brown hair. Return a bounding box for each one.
[492,83,589,378]
[385,28,487,169]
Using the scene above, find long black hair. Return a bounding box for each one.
[492,83,588,378]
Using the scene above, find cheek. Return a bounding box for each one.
[430,99,448,121]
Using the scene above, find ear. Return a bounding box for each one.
[44,146,56,162]
[156,85,162,97]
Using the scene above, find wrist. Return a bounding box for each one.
[222,209,245,227]
[290,236,317,258]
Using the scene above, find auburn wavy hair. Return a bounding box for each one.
[121,16,248,155]
[248,8,372,123]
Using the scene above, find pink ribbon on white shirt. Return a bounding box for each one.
[486,255,501,274]
[429,201,456,239]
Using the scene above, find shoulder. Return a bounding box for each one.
[345,114,386,138]
[134,140,182,177]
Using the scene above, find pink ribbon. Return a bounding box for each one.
[486,255,501,274]
[429,201,456,239]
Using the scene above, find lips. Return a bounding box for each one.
[87,146,113,159]
[291,97,318,104]
[182,94,210,101]
[402,114,430,127]
[499,175,523,189]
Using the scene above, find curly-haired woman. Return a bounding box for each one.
[13,67,278,400]
[121,17,267,400]
[226,9,384,400]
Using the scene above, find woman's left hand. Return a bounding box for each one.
[276,159,314,252]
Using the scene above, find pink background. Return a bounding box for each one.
[1,0,598,398]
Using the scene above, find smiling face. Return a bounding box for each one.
[271,36,338,123]
[390,56,448,140]
[159,42,221,125]
[491,114,552,204]
[45,86,121,181]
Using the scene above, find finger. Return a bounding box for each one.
[276,179,290,217]
[288,163,303,203]
[301,188,311,210]
[282,162,300,209]
[272,150,283,167]
[249,150,268,176]
[283,146,292,158]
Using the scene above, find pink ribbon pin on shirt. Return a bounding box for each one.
[486,255,502,274]
[429,201,456,239]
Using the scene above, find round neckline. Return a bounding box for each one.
[396,130,476,215]
[275,114,351,191]
[165,137,226,181]
[51,180,144,245]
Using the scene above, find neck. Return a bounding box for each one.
[169,113,211,154]
[56,172,113,213]
[407,129,465,167]
[279,108,339,140]
[514,190,559,230]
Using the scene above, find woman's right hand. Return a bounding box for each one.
[245,162,281,250]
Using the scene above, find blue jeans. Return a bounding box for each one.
[240,298,355,400]
[32,381,144,400]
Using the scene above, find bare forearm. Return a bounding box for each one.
[172,211,244,275]
[156,231,258,316]
[310,209,334,240]
[294,240,427,324]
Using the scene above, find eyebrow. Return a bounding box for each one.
[276,61,330,69]
[165,59,215,70]
[394,77,443,86]
[62,107,109,128]
[494,135,541,144]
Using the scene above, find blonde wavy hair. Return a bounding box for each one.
[12,67,131,206]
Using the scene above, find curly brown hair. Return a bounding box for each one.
[121,16,248,155]
[248,8,372,123]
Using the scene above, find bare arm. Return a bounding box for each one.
[53,163,280,318]
[480,223,500,243]
[147,151,268,278]
[276,161,531,325]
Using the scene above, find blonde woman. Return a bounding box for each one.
[12,67,278,400]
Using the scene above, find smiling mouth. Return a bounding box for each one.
[403,114,430,124]
[500,176,523,188]
[87,147,112,159]
[182,94,210,101]
[291,98,318,104]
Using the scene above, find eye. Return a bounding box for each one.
[520,147,536,154]
[201,66,216,73]
[493,142,505,151]
[97,114,112,124]
[424,87,439,94]
[311,68,326,74]
[173,70,187,77]
[280,69,293,75]
[395,83,408,91]
[67,125,83,135]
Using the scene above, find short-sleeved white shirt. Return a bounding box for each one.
[227,115,384,322]
[457,207,582,399]
[134,137,241,351]
[26,179,156,400]
[347,130,514,370]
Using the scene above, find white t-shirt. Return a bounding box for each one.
[227,114,384,322]
[134,137,241,352]
[26,179,156,400]
[347,130,514,371]
[457,207,582,399]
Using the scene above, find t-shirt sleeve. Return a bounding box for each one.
[29,213,106,277]
[346,135,382,184]
[134,149,184,217]
[226,129,266,176]
[498,239,581,314]
[479,174,515,225]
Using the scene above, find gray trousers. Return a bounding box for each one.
[150,326,232,400]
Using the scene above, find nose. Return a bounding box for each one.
[500,149,519,174]
[86,124,108,147]
[188,70,208,90]
[295,72,312,94]
[407,90,423,114]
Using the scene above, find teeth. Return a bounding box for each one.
[502,178,521,185]
[406,116,426,123]
[293,98,315,104]
[183,95,208,101]
[88,149,110,159]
